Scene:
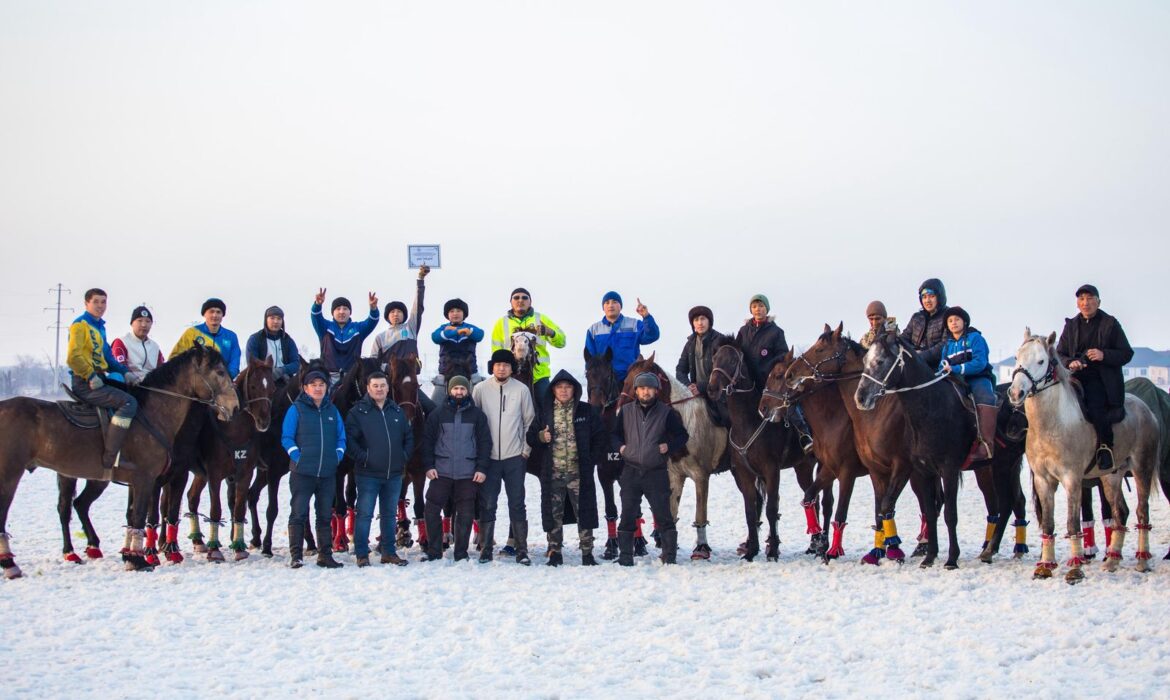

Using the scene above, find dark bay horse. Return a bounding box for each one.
[708,340,822,561]
[0,346,238,578]
[182,358,277,561]
[584,347,625,559]
[855,330,971,569]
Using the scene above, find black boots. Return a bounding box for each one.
[963,405,998,470]
[288,520,305,567]
[453,514,473,561]
[659,529,678,565]
[513,520,531,565]
[547,550,563,567]
[103,420,134,472]
[316,517,342,567]
[617,530,635,566]
[478,521,496,563]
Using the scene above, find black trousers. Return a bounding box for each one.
[425,477,477,558]
[1080,372,1117,447]
[617,466,675,534]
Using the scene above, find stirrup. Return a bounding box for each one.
[1091,444,1116,474]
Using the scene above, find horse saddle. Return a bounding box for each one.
[57,384,111,433]
[943,376,981,416]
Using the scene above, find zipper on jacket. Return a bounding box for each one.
[497,383,505,461]
[317,406,325,477]
[381,407,393,480]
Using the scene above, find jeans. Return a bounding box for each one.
[288,472,337,558]
[966,376,996,406]
[478,455,527,524]
[354,473,402,558]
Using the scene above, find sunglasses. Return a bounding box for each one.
[512,295,530,301]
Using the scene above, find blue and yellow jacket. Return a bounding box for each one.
[67,312,130,380]
[171,323,241,378]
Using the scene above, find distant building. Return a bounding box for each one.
[995,347,1170,390]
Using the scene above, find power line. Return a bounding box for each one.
[44,284,73,388]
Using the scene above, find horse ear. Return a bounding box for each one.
[833,322,843,340]
[823,323,832,334]
[784,348,794,362]
[264,355,274,367]
[1024,326,1032,342]
[1046,331,1057,346]
[647,351,655,363]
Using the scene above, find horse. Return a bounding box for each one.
[765,326,938,565]
[181,357,277,561]
[1008,330,1160,583]
[378,341,431,553]
[509,330,539,393]
[854,330,973,570]
[584,347,627,559]
[0,345,239,578]
[708,339,821,561]
[247,361,321,558]
[620,353,726,559]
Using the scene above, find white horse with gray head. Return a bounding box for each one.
[1008,329,1160,583]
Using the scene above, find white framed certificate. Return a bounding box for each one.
[408,244,441,269]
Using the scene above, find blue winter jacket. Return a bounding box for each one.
[282,392,347,478]
[197,323,242,379]
[311,303,379,373]
[937,328,994,381]
[431,322,485,377]
[584,314,660,381]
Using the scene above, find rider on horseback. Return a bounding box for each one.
[245,306,301,382]
[1056,284,1134,472]
[170,298,241,378]
[371,265,429,357]
[737,294,810,450]
[584,291,659,382]
[110,305,165,385]
[67,288,137,472]
[311,289,380,386]
[923,306,997,469]
[859,300,899,349]
[901,279,949,351]
[430,297,484,403]
[490,288,566,410]
[676,305,729,426]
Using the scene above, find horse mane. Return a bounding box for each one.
[138,345,221,391]
[816,327,865,357]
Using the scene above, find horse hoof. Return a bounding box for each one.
[766,554,779,562]
[690,545,712,561]
[84,546,104,559]
[234,550,250,562]
[1136,561,1152,574]
[207,549,225,563]
[919,558,935,569]
[1103,560,1120,573]
[145,552,161,567]
[64,552,84,564]
[262,550,273,559]
[249,540,262,550]
[1033,564,1054,579]
[944,562,959,571]
[978,550,994,564]
[122,553,153,572]
[741,553,756,562]
[1065,568,1085,584]
[305,548,318,558]
[3,562,24,579]
[192,542,207,554]
[1013,552,1026,560]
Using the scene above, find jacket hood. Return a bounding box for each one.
[918,278,948,312]
[549,369,582,402]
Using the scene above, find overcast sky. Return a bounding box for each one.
[2,2,1166,376]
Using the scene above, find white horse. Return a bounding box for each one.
[1008,330,1160,583]
[621,353,727,558]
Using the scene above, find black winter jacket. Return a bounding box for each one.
[345,394,414,480]
[675,329,727,392]
[901,278,949,351]
[735,319,788,384]
[421,397,492,480]
[1056,310,1133,413]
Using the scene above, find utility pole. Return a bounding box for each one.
[45,284,73,389]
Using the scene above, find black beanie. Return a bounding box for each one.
[130,305,153,323]
[201,298,226,316]
[384,301,408,323]
[511,287,531,299]
[331,297,352,313]
[444,298,469,319]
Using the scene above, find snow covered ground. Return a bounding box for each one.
[3,463,1170,699]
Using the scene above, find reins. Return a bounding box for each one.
[859,343,949,396]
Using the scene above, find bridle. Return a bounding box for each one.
[1010,342,1059,399]
[237,365,274,430]
[390,357,423,424]
[709,348,755,397]
[136,369,234,420]
[858,340,948,397]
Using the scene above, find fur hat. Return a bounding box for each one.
[201,298,226,316]
[331,297,352,313]
[688,305,713,326]
[488,349,517,373]
[443,298,469,319]
[633,372,660,390]
[447,375,471,393]
[384,301,408,323]
[865,301,887,318]
[943,306,970,328]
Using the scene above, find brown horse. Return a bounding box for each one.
[183,357,277,561]
[772,325,940,566]
[708,339,821,561]
[584,347,625,559]
[0,346,238,578]
[381,343,429,552]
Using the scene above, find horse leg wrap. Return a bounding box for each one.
[802,502,822,535]
[397,499,408,523]
[917,513,928,544]
[1038,534,1058,569]
[826,522,846,558]
[145,526,158,551]
[442,516,452,544]
[1065,532,1084,568]
[206,522,221,550]
[331,514,345,551]
[1104,519,1114,550]
[346,507,356,537]
[983,515,998,550]
[0,532,13,558]
[122,528,133,554]
[1135,523,1153,564]
[164,523,184,563]
[1104,527,1127,571]
[0,533,19,579]
[416,518,428,547]
[634,518,645,539]
[695,524,709,547]
[882,517,904,561]
[1013,519,1029,555]
[1081,520,1098,557]
[187,513,203,545]
[229,523,248,552]
[861,526,885,565]
[607,518,618,539]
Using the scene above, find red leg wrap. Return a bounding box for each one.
[1082,526,1096,550]
[607,519,618,538]
[346,507,356,537]
[827,521,846,557]
[397,499,408,522]
[635,518,645,538]
[442,516,452,535]
[802,502,822,535]
[145,527,159,550]
[917,513,928,543]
